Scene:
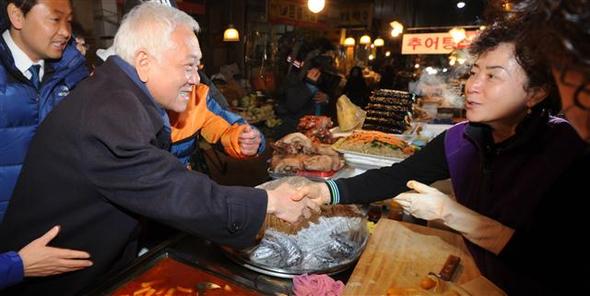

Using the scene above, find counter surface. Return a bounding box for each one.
[344,218,480,295]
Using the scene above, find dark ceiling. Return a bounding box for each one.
[373,0,487,28]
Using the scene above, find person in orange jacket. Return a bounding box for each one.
[168,83,264,166]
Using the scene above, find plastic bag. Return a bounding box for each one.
[336,94,366,131]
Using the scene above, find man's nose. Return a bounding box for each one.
[59,21,72,39]
[188,69,200,85]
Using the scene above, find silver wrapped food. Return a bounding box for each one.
[224,177,368,277]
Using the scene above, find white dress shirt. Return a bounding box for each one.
[2,30,45,81]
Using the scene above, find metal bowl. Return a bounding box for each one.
[223,177,369,278]
[223,213,368,278]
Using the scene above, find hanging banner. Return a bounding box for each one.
[268,0,327,28]
[337,3,373,28]
[401,31,479,55]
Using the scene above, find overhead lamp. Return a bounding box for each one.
[449,27,466,43]
[359,34,371,45]
[223,25,240,42]
[307,0,325,13]
[385,51,391,57]
[343,37,356,46]
[456,1,466,9]
[223,0,239,42]
[389,21,404,37]
[373,37,384,47]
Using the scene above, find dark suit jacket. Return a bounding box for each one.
[0,58,267,295]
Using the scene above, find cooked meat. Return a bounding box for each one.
[330,155,345,171]
[272,132,314,155]
[297,115,334,144]
[313,143,339,156]
[302,155,334,172]
[297,115,333,131]
[271,155,304,173]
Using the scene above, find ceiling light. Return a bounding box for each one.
[359,35,371,45]
[373,38,384,47]
[307,0,325,13]
[456,1,466,9]
[343,37,355,46]
[449,27,466,43]
[223,25,239,42]
[389,21,404,37]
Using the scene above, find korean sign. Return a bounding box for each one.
[268,0,326,28]
[401,31,479,55]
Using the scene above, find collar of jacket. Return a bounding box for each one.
[463,110,551,156]
[0,37,86,91]
[110,55,171,133]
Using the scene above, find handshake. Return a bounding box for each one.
[262,177,331,223]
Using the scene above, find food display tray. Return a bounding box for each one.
[334,148,405,170]
[85,244,262,295]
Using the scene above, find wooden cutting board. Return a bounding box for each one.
[344,219,481,295]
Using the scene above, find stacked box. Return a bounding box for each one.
[363,89,415,134]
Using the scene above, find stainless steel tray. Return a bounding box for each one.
[222,213,368,279]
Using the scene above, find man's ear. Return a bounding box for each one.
[7,3,25,30]
[527,86,549,109]
[135,50,151,82]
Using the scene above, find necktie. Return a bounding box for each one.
[29,64,41,89]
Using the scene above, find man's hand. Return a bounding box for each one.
[292,181,331,206]
[19,226,93,277]
[238,125,262,156]
[265,182,320,223]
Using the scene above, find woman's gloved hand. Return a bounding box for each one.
[394,180,514,255]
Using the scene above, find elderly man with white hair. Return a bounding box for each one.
[0,3,318,295]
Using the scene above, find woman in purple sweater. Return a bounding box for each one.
[298,18,587,294]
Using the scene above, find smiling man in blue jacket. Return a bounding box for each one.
[0,0,91,290]
[0,0,88,220]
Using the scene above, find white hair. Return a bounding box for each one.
[113,2,200,64]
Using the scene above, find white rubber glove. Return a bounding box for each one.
[394,180,514,255]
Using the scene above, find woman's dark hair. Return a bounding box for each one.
[513,0,589,76]
[469,18,561,114]
[1,0,38,31]
[511,0,589,110]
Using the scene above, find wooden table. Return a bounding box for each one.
[344,219,480,295]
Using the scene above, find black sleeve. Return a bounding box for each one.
[80,90,267,249]
[282,77,314,113]
[335,131,451,204]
